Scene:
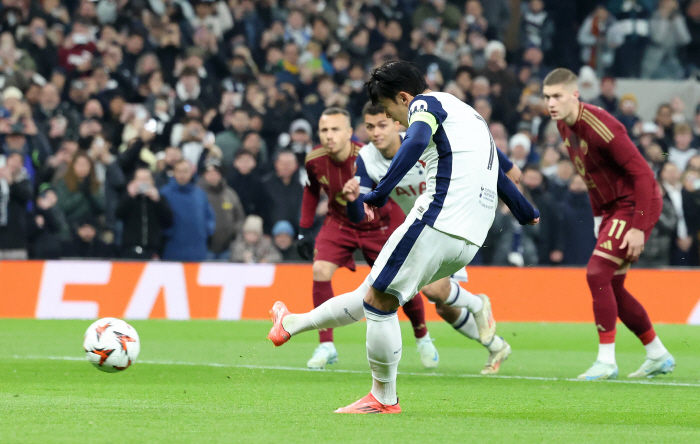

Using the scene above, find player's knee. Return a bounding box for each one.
[586,258,614,289]
[420,280,450,305]
[364,287,400,312]
[312,261,335,281]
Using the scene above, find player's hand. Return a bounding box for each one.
[528,217,540,226]
[343,178,360,202]
[620,228,645,262]
[363,203,375,222]
[506,164,522,184]
[296,227,315,261]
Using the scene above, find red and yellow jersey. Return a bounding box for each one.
[300,142,398,231]
[556,102,660,231]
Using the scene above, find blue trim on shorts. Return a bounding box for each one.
[421,126,452,226]
[373,219,426,293]
[454,311,470,330]
[362,301,397,316]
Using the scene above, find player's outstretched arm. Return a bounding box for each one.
[363,120,432,208]
[497,168,540,225]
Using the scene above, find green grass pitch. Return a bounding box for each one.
[1,319,699,443]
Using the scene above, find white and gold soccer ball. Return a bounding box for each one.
[83,317,140,373]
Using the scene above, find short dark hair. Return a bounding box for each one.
[455,66,475,80]
[321,107,351,120]
[362,101,387,117]
[365,60,428,105]
[543,68,577,86]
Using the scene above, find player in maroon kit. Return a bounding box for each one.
[543,68,675,380]
[295,108,437,369]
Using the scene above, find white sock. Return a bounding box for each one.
[450,308,480,341]
[445,282,483,313]
[416,331,432,345]
[486,336,505,352]
[644,336,668,360]
[597,343,616,365]
[282,280,369,336]
[364,302,401,406]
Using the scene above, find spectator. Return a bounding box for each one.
[616,93,641,136]
[559,175,597,266]
[508,133,531,169]
[116,167,174,260]
[216,108,249,170]
[655,103,676,149]
[693,105,700,146]
[661,162,695,266]
[62,215,115,259]
[521,165,565,265]
[54,151,104,231]
[262,150,303,234]
[681,168,700,265]
[686,0,700,74]
[578,6,623,76]
[668,123,699,171]
[521,0,555,55]
[487,200,539,267]
[159,159,215,262]
[19,17,60,81]
[155,147,184,188]
[641,0,691,79]
[199,159,245,260]
[591,76,619,114]
[230,214,281,263]
[57,21,98,73]
[28,184,67,259]
[609,0,652,78]
[638,183,678,267]
[0,151,32,259]
[226,149,269,221]
[413,0,461,30]
[271,220,301,262]
[279,119,314,170]
[88,135,125,232]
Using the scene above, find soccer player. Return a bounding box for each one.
[296,107,438,369]
[273,61,535,413]
[268,102,538,375]
[543,68,675,380]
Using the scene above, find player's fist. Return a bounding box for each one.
[364,203,375,222]
[343,178,360,202]
[296,227,315,261]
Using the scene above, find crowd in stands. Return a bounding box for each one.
[0,0,699,267]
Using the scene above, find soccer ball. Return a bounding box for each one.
[83,317,140,373]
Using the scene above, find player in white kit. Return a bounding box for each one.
[269,61,539,413]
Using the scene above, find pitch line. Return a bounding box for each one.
[9,355,700,388]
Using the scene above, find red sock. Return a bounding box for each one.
[313,280,334,343]
[586,255,619,344]
[611,274,655,343]
[402,294,428,339]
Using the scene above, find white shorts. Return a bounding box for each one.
[367,214,480,305]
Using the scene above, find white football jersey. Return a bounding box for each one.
[406,92,498,246]
[356,137,426,215]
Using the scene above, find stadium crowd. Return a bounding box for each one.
[0,0,699,267]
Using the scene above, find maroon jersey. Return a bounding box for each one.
[300,142,397,231]
[557,102,660,231]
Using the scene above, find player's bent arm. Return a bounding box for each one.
[497,168,540,225]
[363,120,433,208]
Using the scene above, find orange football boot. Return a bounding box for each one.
[267,301,292,346]
[334,392,401,414]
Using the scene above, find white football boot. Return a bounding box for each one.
[472,294,496,345]
[577,361,619,380]
[481,339,512,375]
[628,353,676,378]
[306,342,338,369]
[417,336,439,369]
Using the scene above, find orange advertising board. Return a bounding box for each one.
[0,261,698,324]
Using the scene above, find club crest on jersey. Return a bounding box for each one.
[409,100,429,119]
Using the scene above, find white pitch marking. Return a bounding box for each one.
[9,355,700,388]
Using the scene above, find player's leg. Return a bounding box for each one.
[337,220,478,413]
[424,277,510,374]
[611,269,675,377]
[423,277,496,345]
[360,228,437,368]
[578,253,620,380]
[311,260,338,343]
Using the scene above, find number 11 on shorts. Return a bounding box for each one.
[608,219,626,239]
